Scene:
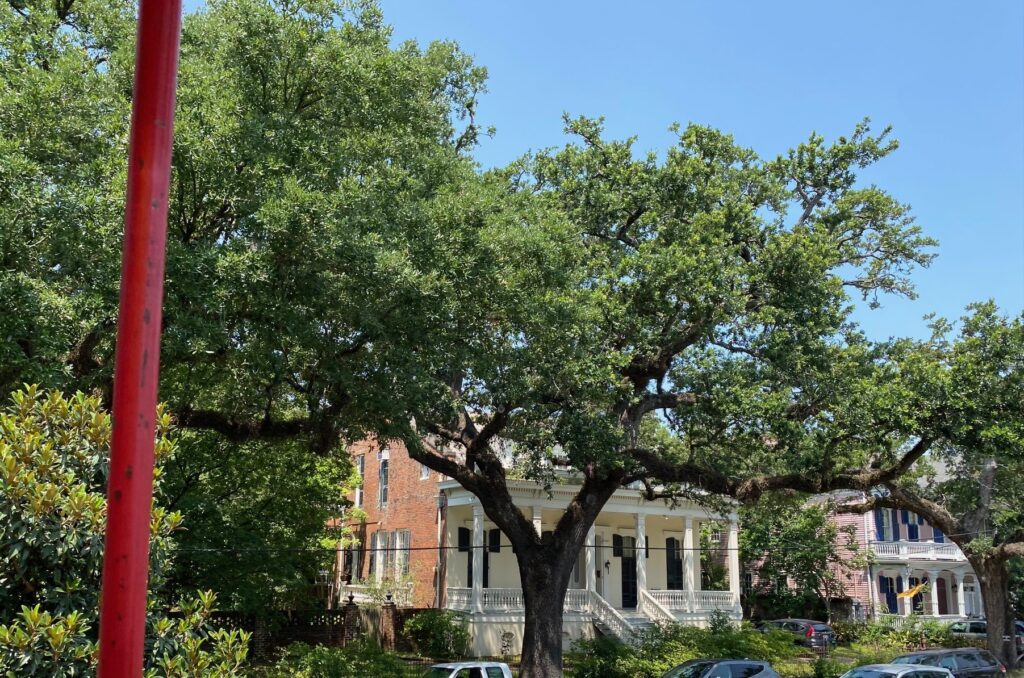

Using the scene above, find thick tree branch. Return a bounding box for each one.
[627,436,933,504]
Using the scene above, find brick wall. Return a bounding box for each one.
[344,438,441,607]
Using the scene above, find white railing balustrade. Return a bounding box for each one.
[564,589,589,612]
[589,591,636,644]
[445,587,594,613]
[639,589,677,624]
[694,590,736,609]
[481,588,524,610]
[446,587,471,611]
[650,589,693,612]
[869,541,966,561]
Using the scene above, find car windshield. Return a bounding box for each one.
[841,670,898,678]
[664,661,715,678]
[892,655,921,664]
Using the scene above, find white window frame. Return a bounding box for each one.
[354,455,365,508]
[420,463,430,480]
[378,458,389,507]
[881,509,893,541]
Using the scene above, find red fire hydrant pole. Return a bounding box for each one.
[98,0,182,674]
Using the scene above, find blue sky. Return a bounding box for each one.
[377,0,1024,341]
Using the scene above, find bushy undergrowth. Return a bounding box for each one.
[257,639,406,677]
[569,615,800,678]
[403,609,470,659]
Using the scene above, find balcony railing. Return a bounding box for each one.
[446,587,589,612]
[647,589,738,612]
[446,587,738,615]
[870,541,966,561]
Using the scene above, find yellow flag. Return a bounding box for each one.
[897,583,926,599]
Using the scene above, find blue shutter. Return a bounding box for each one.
[901,510,909,524]
[874,510,885,541]
[934,528,944,543]
[891,509,901,541]
[907,520,919,542]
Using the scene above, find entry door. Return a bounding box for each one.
[620,536,637,609]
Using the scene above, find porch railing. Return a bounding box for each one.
[870,541,966,561]
[638,589,676,623]
[589,590,635,644]
[694,590,736,610]
[446,587,471,611]
[649,589,691,612]
[444,587,590,613]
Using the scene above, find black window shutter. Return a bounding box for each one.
[645,539,649,558]
[488,528,501,553]
[458,527,470,552]
[612,534,623,557]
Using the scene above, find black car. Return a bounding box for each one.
[756,618,836,648]
[662,659,781,678]
[892,648,1006,678]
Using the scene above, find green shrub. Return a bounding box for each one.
[567,635,633,678]
[403,610,470,659]
[569,620,801,677]
[0,388,248,676]
[259,639,406,678]
[830,621,867,645]
[812,658,847,678]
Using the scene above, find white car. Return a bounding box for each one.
[421,661,514,678]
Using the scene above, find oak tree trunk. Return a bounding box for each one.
[519,554,574,678]
[972,555,1018,669]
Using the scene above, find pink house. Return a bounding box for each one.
[830,493,981,620]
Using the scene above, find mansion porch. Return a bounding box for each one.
[440,479,742,655]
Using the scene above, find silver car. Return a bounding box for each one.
[839,664,956,678]
[662,659,781,678]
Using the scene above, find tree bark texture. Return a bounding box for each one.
[973,556,1019,669]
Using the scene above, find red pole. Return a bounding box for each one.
[98,0,182,674]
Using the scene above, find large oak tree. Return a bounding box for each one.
[386,117,940,675]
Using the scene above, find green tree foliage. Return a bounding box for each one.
[0,387,249,675]
[392,116,937,675]
[840,304,1024,666]
[1,0,494,609]
[741,496,866,620]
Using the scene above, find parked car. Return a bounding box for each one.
[892,648,1006,678]
[756,618,836,648]
[947,620,1024,655]
[662,659,781,678]
[838,665,954,678]
[421,661,514,678]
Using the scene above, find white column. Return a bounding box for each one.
[472,504,484,613]
[927,570,940,616]
[684,517,697,592]
[954,573,966,616]
[728,519,741,609]
[532,505,543,538]
[898,569,911,616]
[585,524,597,593]
[635,513,647,593]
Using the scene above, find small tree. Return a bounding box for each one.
[741,496,867,621]
[0,387,248,676]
